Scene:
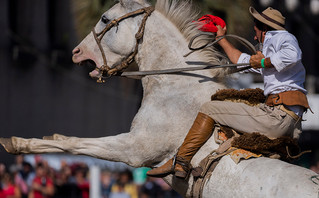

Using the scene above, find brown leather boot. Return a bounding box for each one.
[147,112,215,179]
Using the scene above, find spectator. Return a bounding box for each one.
[54,165,81,198]
[109,183,130,198]
[10,165,28,198]
[10,156,24,174]
[101,170,114,198]
[28,163,54,198]
[0,172,21,198]
[155,179,182,198]
[14,174,28,198]
[140,177,163,198]
[19,162,35,189]
[41,162,54,184]
[110,169,138,198]
[74,165,89,198]
[1,157,184,198]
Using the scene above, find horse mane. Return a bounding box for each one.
[155,0,231,76]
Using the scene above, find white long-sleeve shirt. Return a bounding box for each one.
[237,30,307,116]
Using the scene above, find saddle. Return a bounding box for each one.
[190,88,309,198]
[208,88,302,161]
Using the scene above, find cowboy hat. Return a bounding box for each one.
[249,6,285,30]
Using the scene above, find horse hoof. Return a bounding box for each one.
[43,136,54,140]
[0,138,17,154]
[43,134,68,141]
[53,134,68,140]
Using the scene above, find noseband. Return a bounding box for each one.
[92,6,154,83]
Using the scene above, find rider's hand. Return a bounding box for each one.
[250,51,265,69]
[216,25,226,38]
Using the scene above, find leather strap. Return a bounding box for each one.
[265,90,310,109]
[91,6,154,82]
[175,156,192,173]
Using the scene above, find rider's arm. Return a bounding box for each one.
[269,34,301,72]
[217,25,274,69]
[216,25,260,74]
[216,25,242,64]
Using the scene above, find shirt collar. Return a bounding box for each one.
[264,30,287,44]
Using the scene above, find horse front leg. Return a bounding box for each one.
[0,133,150,167]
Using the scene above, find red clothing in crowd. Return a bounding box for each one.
[0,184,16,198]
[77,182,89,198]
[32,176,54,198]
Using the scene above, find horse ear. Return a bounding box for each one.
[120,0,148,7]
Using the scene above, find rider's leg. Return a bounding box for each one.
[147,112,214,179]
[200,101,299,139]
[147,100,299,179]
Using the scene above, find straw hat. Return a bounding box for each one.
[249,7,285,30]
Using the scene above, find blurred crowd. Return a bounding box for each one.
[0,155,181,198]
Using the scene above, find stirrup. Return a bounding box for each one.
[172,154,177,169]
[175,156,192,179]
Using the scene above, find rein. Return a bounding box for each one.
[92,6,155,83]
[121,63,251,77]
[121,33,256,78]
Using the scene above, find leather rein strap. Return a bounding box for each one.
[121,33,256,78]
[92,6,155,83]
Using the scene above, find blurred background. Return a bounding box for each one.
[0,0,318,197]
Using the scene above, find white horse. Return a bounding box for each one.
[1,0,319,197]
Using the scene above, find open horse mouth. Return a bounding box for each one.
[78,59,96,67]
[76,59,102,79]
[72,48,102,79]
[84,60,103,79]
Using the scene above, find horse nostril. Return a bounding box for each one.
[72,47,81,55]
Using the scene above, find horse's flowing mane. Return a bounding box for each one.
[155,0,230,76]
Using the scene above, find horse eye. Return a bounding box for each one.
[101,15,109,24]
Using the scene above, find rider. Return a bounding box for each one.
[147,7,310,179]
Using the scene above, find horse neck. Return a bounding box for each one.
[135,10,227,99]
[131,10,226,160]
[136,11,200,74]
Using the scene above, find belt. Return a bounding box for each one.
[278,105,300,121]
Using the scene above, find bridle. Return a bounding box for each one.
[92,6,154,83]
[91,5,257,81]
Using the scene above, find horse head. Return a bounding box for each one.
[72,0,152,82]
